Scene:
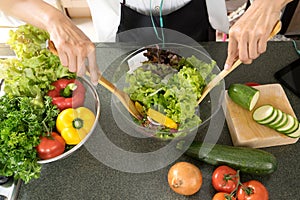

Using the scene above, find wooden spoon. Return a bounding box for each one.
[46,40,142,120]
[197,21,282,105]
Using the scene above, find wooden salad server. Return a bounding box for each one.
[47,40,142,120]
[197,21,282,105]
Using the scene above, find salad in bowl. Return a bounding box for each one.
[111,43,225,139]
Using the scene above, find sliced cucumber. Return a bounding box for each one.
[253,105,274,122]
[283,116,299,135]
[228,84,260,111]
[268,109,283,128]
[272,112,288,129]
[258,109,278,125]
[286,125,300,138]
[253,104,300,138]
[276,114,296,133]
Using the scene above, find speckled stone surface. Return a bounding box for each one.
[1,41,300,200]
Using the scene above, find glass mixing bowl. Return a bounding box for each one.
[111,43,225,140]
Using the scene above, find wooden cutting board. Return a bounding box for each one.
[223,83,299,148]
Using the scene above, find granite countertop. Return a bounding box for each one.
[1,41,300,200]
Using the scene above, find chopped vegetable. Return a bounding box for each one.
[47,78,86,111]
[252,104,274,122]
[56,107,96,145]
[253,104,300,138]
[228,83,260,111]
[147,108,178,129]
[124,50,216,136]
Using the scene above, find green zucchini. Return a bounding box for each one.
[253,104,300,137]
[178,141,277,175]
[228,83,260,111]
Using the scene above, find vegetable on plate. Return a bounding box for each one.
[253,104,300,138]
[177,141,277,175]
[56,107,96,145]
[47,78,86,111]
[167,161,203,196]
[228,83,260,111]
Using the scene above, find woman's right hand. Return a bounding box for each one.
[46,14,99,85]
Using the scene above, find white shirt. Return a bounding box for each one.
[124,0,191,15]
[87,0,229,42]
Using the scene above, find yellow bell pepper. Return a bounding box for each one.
[56,107,96,145]
[147,108,178,129]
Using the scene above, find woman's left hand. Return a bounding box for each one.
[224,0,293,70]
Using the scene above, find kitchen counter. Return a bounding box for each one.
[1,41,300,199]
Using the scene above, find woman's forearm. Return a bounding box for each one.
[0,0,65,31]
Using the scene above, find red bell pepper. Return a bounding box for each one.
[47,78,86,111]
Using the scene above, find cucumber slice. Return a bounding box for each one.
[258,109,278,125]
[284,117,299,134]
[253,105,274,122]
[272,112,288,129]
[253,104,299,138]
[228,84,260,111]
[276,114,296,133]
[268,109,283,127]
[286,125,300,138]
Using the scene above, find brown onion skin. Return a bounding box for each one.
[167,162,203,196]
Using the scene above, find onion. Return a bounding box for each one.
[167,162,203,196]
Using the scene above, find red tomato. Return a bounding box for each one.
[36,132,66,160]
[213,192,237,200]
[212,165,239,193]
[237,180,268,200]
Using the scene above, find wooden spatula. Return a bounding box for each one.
[197,21,282,105]
[47,40,142,120]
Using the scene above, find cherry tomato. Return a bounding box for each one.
[213,192,237,200]
[237,180,268,200]
[167,162,203,196]
[212,165,239,193]
[36,132,65,160]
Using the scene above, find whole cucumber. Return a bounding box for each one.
[180,141,277,175]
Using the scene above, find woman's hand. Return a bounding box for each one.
[225,0,293,70]
[47,14,99,85]
[1,0,100,85]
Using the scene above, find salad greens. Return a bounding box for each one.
[0,24,75,183]
[0,95,59,184]
[7,24,50,59]
[125,55,216,134]
[0,24,75,101]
